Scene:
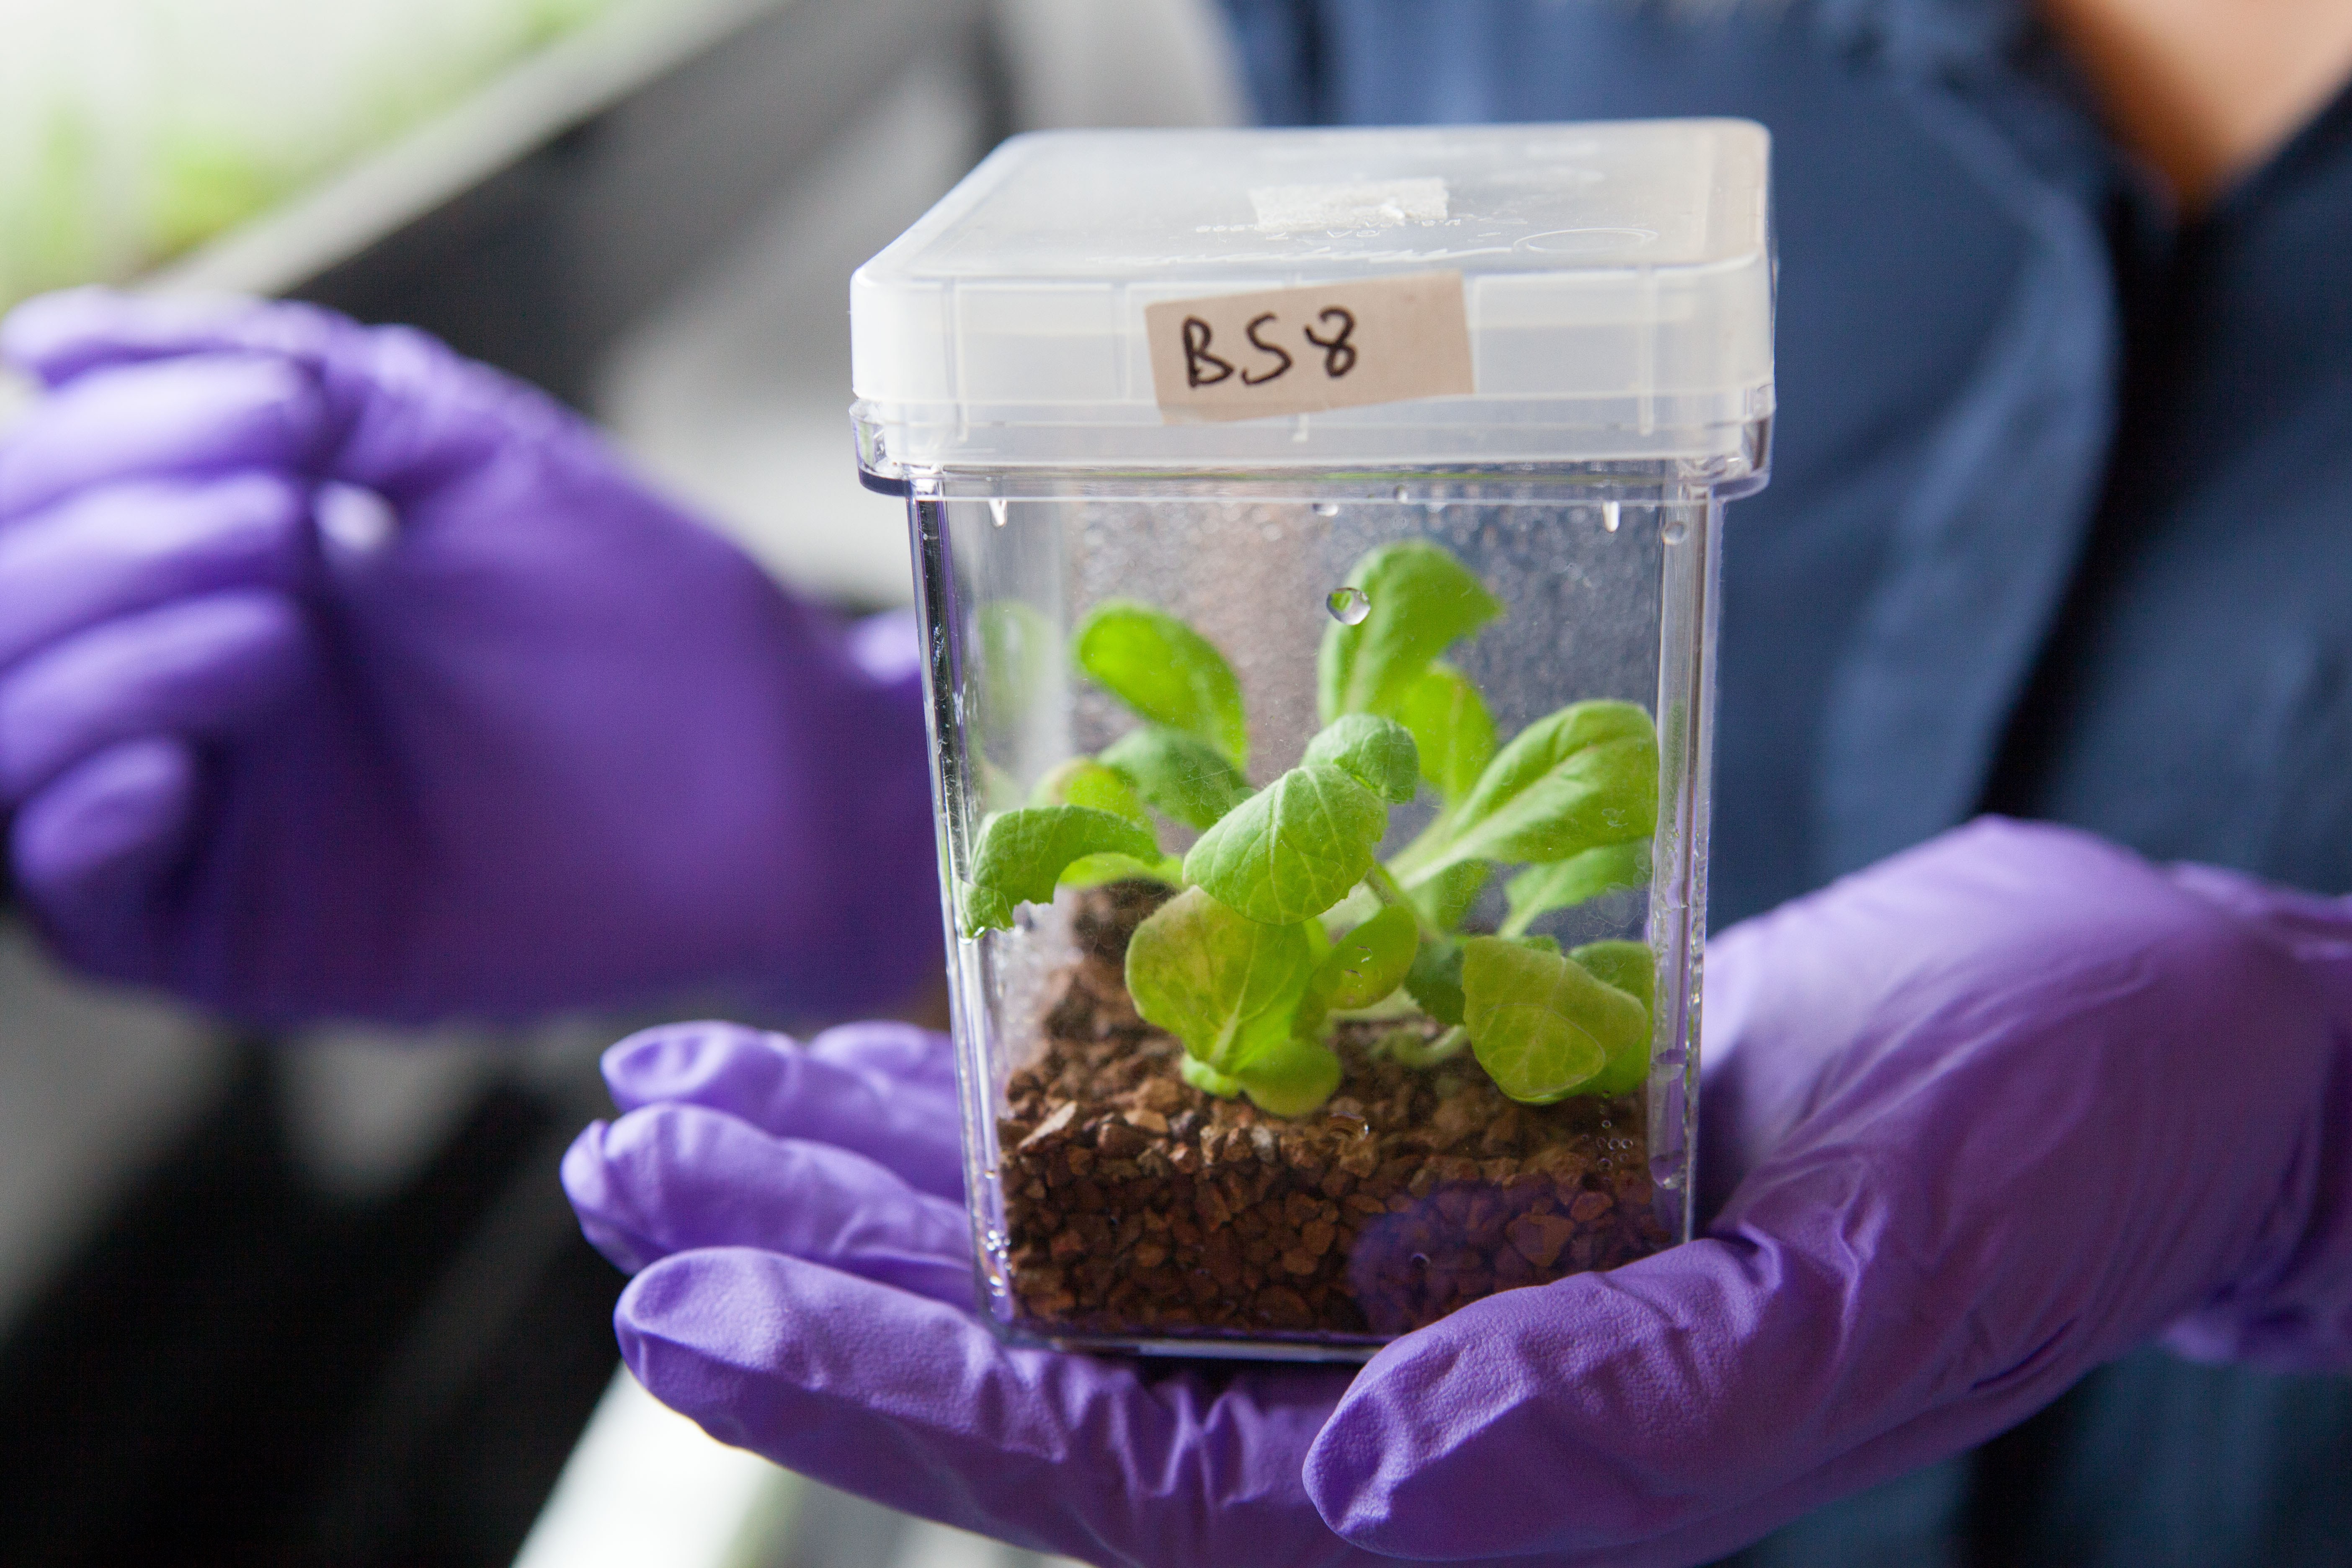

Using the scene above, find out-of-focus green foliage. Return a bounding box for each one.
[0,0,627,310]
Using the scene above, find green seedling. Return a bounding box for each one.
[1124,886,1313,1071]
[1393,659,1498,803]
[959,805,1159,935]
[1318,541,1503,722]
[1072,600,1249,766]
[1097,726,1250,828]
[1461,936,1650,1103]
[1502,839,1651,938]
[962,541,1662,1115]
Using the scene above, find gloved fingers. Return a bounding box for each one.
[2,286,296,381]
[4,287,563,504]
[0,354,327,522]
[1,288,349,386]
[0,589,309,803]
[1309,820,2337,1562]
[805,1018,958,1089]
[599,1020,962,1199]
[1305,1233,1872,1558]
[616,1247,1357,1568]
[9,734,198,978]
[562,1102,972,1303]
[0,473,311,674]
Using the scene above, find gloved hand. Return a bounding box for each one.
[0,289,937,1022]
[560,819,2352,1566]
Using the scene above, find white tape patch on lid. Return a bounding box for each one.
[1249,178,1448,232]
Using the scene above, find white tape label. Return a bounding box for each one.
[1144,271,1474,424]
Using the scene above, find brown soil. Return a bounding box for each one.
[997,882,1673,1342]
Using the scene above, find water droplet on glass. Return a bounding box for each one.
[1600,500,1621,533]
[1661,516,1689,544]
[1312,501,1340,518]
[1326,585,1372,625]
[988,496,1009,528]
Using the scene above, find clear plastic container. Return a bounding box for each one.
[851,122,1772,1359]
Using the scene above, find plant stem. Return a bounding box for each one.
[1387,1025,1468,1066]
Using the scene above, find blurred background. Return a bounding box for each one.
[0,1,1240,1561]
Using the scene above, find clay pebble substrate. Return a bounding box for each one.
[996,882,1672,1341]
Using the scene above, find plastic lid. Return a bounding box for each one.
[851,120,1773,476]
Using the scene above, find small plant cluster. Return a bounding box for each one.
[962,540,1659,1118]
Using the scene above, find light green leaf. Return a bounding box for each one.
[1403,701,1658,883]
[1393,661,1497,803]
[1235,1035,1344,1117]
[961,882,1014,934]
[1302,714,1420,804]
[1308,904,1421,1015]
[1098,726,1251,829]
[1125,887,1314,1073]
[1404,939,1465,1026]
[1317,541,1504,723]
[1461,935,1650,1104]
[980,600,1055,722]
[1569,939,1655,1096]
[1072,600,1248,766]
[1408,858,1490,934]
[1184,764,1387,925]
[1181,1057,1243,1098]
[962,806,1161,934]
[1502,839,1653,935]
[1030,758,1150,826]
[1057,851,1186,890]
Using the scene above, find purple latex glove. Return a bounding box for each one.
[0,289,936,1022]
[561,819,2352,1566]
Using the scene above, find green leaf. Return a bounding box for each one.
[1308,904,1421,1014]
[1317,541,1503,723]
[1503,839,1653,935]
[1569,939,1655,1096]
[1030,758,1150,826]
[961,882,1014,934]
[1393,661,1497,803]
[1181,1056,1243,1098]
[1235,1035,1344,1117]
[1461,935,1651,1104]
[1098,726,1251,829]
[962,806,1161,934]
[1404,939,1466,1026]
[1403,701,1658,883]
[1184,764,1387,925]
[1302,714,1420,804]
[1125,887,1314,1073]
[1382,1024,1469,1066]
[1072,601,1248,766]
[980,599,1055,722]
[1408,858,1490,934]
[1057,851,1185,890]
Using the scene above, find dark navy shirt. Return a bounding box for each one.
[1216,0,2352,1561]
